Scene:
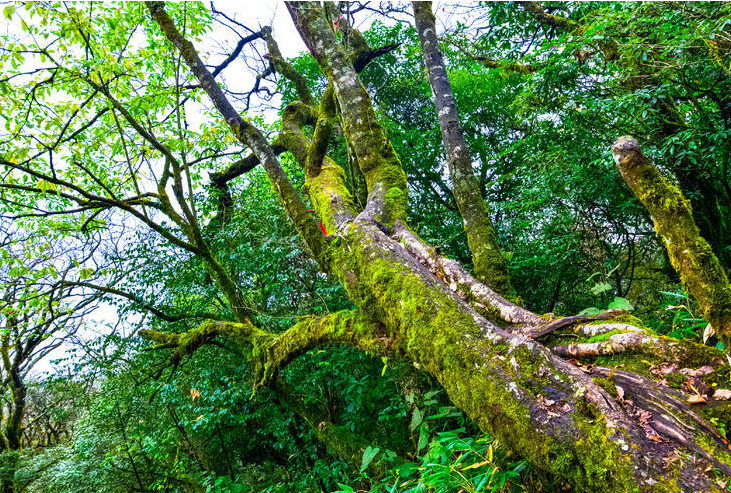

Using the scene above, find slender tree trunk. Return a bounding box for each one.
[413,2,514,298]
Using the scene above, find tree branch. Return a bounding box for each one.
[147,1,330,267]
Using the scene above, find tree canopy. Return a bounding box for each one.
[1,2,730,492]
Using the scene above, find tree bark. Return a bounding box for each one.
[413,1,514,298]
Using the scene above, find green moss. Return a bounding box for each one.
[612,314,650,329]
[249,309,390,388]
[705,365,731,387]
[615,138,731,341]
[542,329,584,348]
[699,405,731,439]
[696,434,731,474]
[593,376,619,397]
[662,372,685,389]
[586,329,627,344]
[336,83,408,226]
[305,159,357,237]
[582,314,650,330]
[384,186,408,225]
[592,353,660,378]
[675,340,727,368]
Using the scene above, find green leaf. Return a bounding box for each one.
[36,179,56,193]
[590,281,612,295]
[360,446,380,473]
[410,407,423,431]
[417,428,428,452]
[397,462,417,478]
[3,5,14,19]
[660,291,688,299]
[608,297,633,311]
[578,307,603,316]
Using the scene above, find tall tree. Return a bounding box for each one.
[413,1,513,298]
[0,231,100,493]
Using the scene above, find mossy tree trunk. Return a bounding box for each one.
[143,3,731,491]
[413,1,514,298]
[613,136,731,345]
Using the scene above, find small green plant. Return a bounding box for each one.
[658,289,708,341]
[336,391,530,493]
[579,296,634,316]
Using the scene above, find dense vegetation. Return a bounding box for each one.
[0,2,730,492]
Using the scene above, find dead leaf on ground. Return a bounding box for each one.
[680,365,714,377]
[712,389,731,400]
[687,394,707,405]
[538,395,556,407]
[650,362,678,377]
[637,409,652,425]
[702,323,715,344]
[682,377,709,396]
[615,385,625,400]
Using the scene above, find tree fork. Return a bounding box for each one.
[286,2,408,226]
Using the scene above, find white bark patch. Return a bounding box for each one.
[577,323,645,336]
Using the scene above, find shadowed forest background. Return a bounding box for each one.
[1,2,730,492]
